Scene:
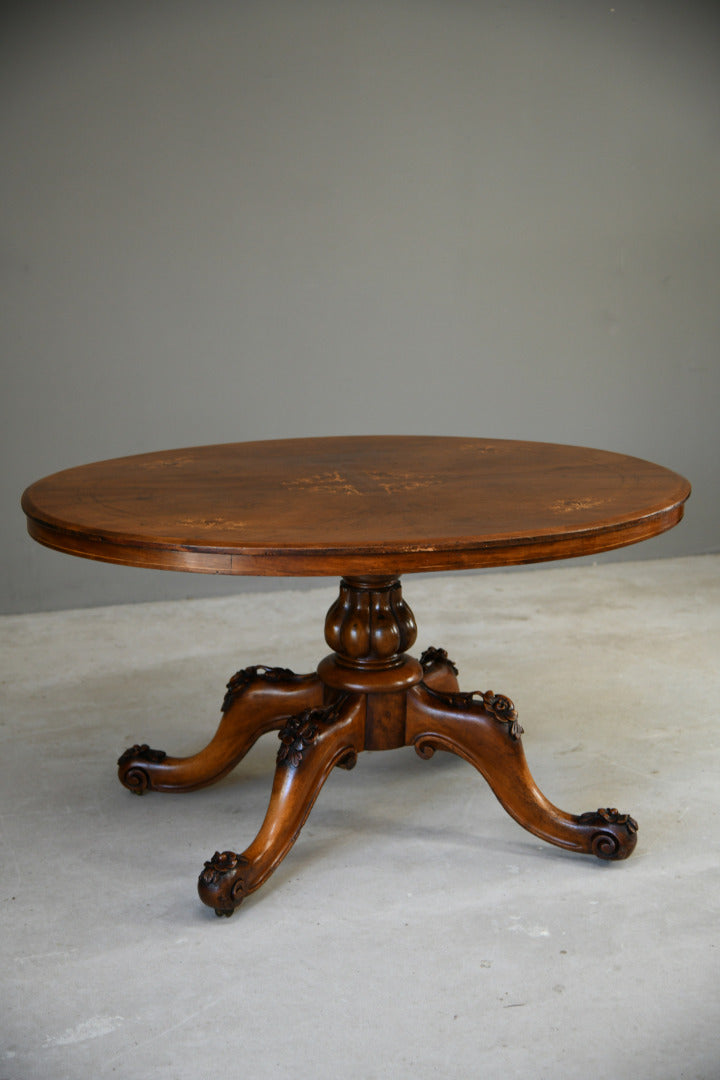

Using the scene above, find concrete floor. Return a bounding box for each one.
[1,555,719,1080]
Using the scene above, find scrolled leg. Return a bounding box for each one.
[197,694,365,916]
[407,684,637,861]
[118,666,323,794]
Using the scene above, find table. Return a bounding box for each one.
[21,436,691,916]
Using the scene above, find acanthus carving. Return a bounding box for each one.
[199,850,248,886]
[419,647,459,675]
[198,851,250,915]
[277,712,320,767]
[118,743,166,767]
[222,665,302,713]
[426,687,523,740]
[477,691,522,738]
[277,700,345,767]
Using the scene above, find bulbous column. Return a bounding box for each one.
[324,576,417,667]
[318,576,423,695]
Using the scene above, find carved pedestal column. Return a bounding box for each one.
[323,576,418,669]
[317,577,423,750]
[115,573,638,918]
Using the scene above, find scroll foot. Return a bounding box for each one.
[197,695,365,916]
[118,666,322,794]
[576,808,638,861]
[407,684,637,861]
[117,744,168,795]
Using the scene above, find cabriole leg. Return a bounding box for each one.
[198,694,365,917]
[406,682,638,861]
[118,666,322,794]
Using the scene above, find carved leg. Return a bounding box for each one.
[118,666,323,794]
[406,683,638,861]
[198,694,365,916]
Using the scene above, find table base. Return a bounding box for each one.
[117,577,638,916]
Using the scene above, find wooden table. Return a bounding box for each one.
[22,436,690,916]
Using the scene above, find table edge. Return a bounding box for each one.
[24,495,689,577]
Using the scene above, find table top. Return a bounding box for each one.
[22,436,691,577]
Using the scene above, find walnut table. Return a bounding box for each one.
[21,436,691,916]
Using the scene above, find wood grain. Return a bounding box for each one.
[22,436,690,576]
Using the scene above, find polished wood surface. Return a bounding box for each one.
[116,579,642,916]
[22,436,690,576]
[22,438,689,915]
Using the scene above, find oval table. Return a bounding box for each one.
[22,436,691,916]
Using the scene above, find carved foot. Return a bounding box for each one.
[117,744,168,795]
[197,695,365,916]
[576,808,638,860]
[406,684,637,861]
[197,851,250,917]
[118,666,322,794]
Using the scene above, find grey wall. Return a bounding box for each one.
[2,0,718,614]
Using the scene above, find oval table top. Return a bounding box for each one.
[22,436,691,577]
